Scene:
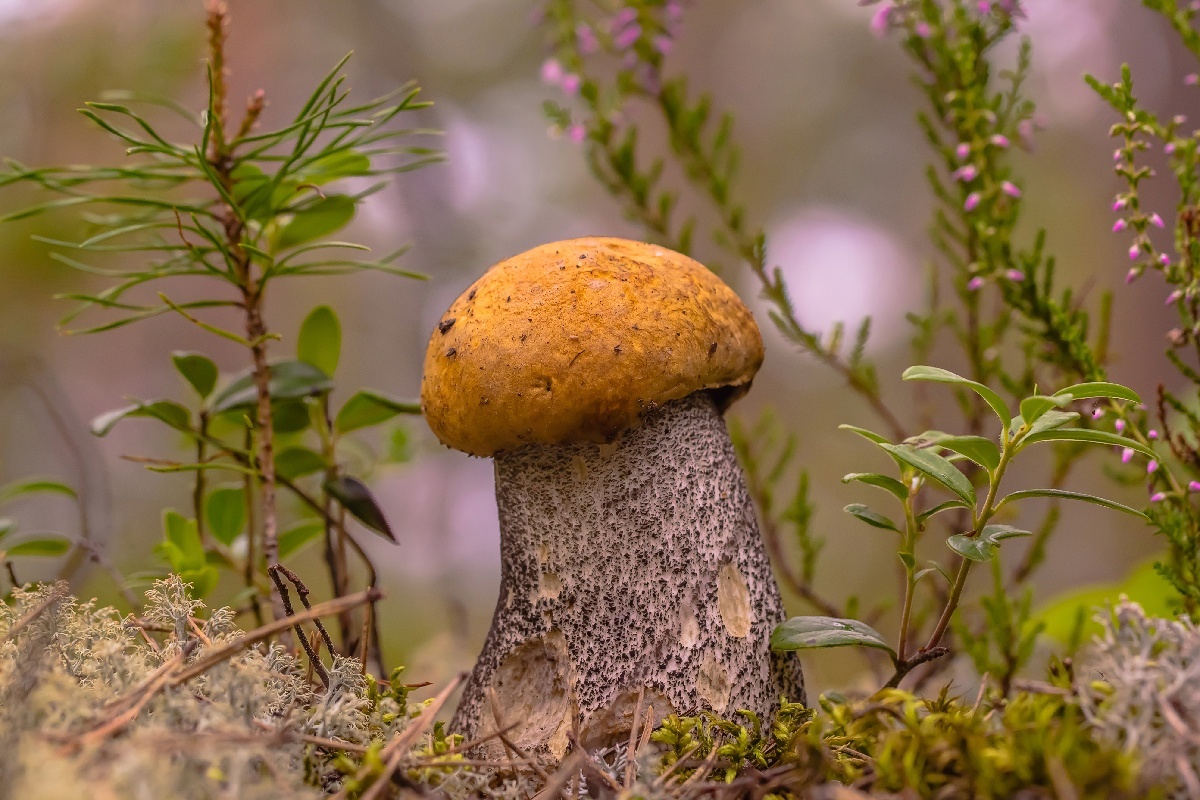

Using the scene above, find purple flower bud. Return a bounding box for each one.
[990,134,1010,148]
[1112,219,1128,232]
[1005,269,1024,281]
[1126,268,1140,284]
[1149,429,1159,440]
[967,276,985,291]
[1113,148,1123,162]
[566,123,586,144]
[561,73,582,95]
[1121,447,1134,464]
[1175,114,1188,125]
[964,192,981,211]
[870,4,892,37]
[614,23,642,49]
[1129,243,1141,260]
[1001,181,1021,198]
[954,165,978,182]
[1113,197,1128,211]
[955,142,970,160]
[915,21,932,37]
[1150,213,1165,228]
[1115,419,1126,432]
[1166,142,1177,155]
[666,1,684,19]
[1167,289,1183,305]
[1092,408,1105,420]
[1018,119,1036,150]
[613,7,638,29]
[1151,491,1167,502]
[653,35,673,54]
[978,0,991,12]
[1148,460,1159,473]
[1188,74,1200,86]
[577,23,599,54]
[541,58,564,86]
[1190,481,1200,492]
[1160,253,1171,267]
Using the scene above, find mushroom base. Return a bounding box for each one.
[450,393,805,761]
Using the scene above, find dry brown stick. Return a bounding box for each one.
[171,588,381,686]
[76,640,198,747]
[268,565,329,687]
[530,751,587,800]
[624,686,646,789]
[4,582,69,642]
[486,686,528,788]
[272,563,336,655]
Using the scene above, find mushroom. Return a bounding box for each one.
[421,237,804,761]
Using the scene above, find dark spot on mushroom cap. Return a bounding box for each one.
[438,318,456,334]
[708,342,718,357]
[467,288,476,300]
[445,347,457,357]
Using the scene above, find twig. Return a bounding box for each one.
[4,581,69,642]
[268,565,329,687]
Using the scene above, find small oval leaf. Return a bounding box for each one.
[997,488,1149,520]
[902,366,1011,427]
[297,305,341,378]
[5,537,71,557]
[1020,428,1157,460]
[323,475,396,543]
[277,194,356,250]
[211,360,334,414]
[335,389,421,434]
[205,487,246,546]
[842,472,909,501]
[0,478,77,503]
[91,400,191,436]
[171,351,218,400]
[279,520,325,559]
[1054,381,1141,404]
[1019,394,1071,427]
[770,616,896,657]
[844,503,900,532]
[880,443,976,507]
[276,446,327,481]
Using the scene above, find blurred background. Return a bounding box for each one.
[0,0,1190,695]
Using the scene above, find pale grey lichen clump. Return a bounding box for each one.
[452,394,805,759]
[0,577,408,799]
[1076,599,1200,798]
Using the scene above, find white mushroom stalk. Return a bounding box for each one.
[421,238,805,762]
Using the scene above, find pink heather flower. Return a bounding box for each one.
[614,23,642,49]
[1150,213,1165,228]
[653,35,673,54]
[1167,289,1183,305]
[1129,243,1141,260]
[964,192,981,211]
[1113,197,1128,211]
[612,7,638,29]
[561,73,582,95]
[1092,408,1105,420]
[915,21,932,37]
[1190,481,1200,492]
[1151,491,1167,502]
[1001,181,1021,198]
[1005,269,1024,281]
[1166,142,1177,155]
[1148,459,1159,473]
[990,134,1010,148]
[1126,268,1140,284]
[1175,114,1188,125]
[1115,419,1126,432]
[967,276,985,291]
[1121,448,1134,464]
[666,1,684,20]
[577,23,599,54]
[541,58,564,86]
[1149,429,1160,439]
[1113,148,1123,162]
[1188,74,1200,86]
[1113,219,1128,232]
[1018,118,1036,150]
[978,1,991,12]
[870,4,893,37]
[953,165,978,181]
[566,123,586,143]
[955,142,971,160]
[1160,254,1171,267]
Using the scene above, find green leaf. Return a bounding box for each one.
[844,503,900,532]
[912,432,1001,472]
[179,566,219,599]
[916,499,970,525]
[4,537,71,557]
[880,443,976,506]
[335,389,421,434]
[323,475,396,542]
[1054,381,1141,405]
[277,195,356,250]
[1024,409,1080,437]
[947,524,1031,562]
[902,366,1011,427]
[272,400,312,433]
[1020,428,1157,460]
[770,616,896,657]
[300,151,372,184]
[1019,394,1070,426]
[205,487,246,546]
[276,446,327,480]
[297,305,341,377]
[171,351,218,400]
[997,488,1149,520]
[211,360,334,414]
[387,425,412,463]
[279,520,325,559]
[91,400,191,436]
[163,510,205,570]
[0,518,14,541]
[841,473,908,501]
[0,478,77,503]
[837,424,890,445]
[1035,558,1174,644]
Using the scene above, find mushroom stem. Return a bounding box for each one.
[450,393,804,760]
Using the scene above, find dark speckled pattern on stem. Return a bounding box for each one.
[450,393,805,762]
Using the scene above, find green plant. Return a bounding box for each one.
[0,2,436,662]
